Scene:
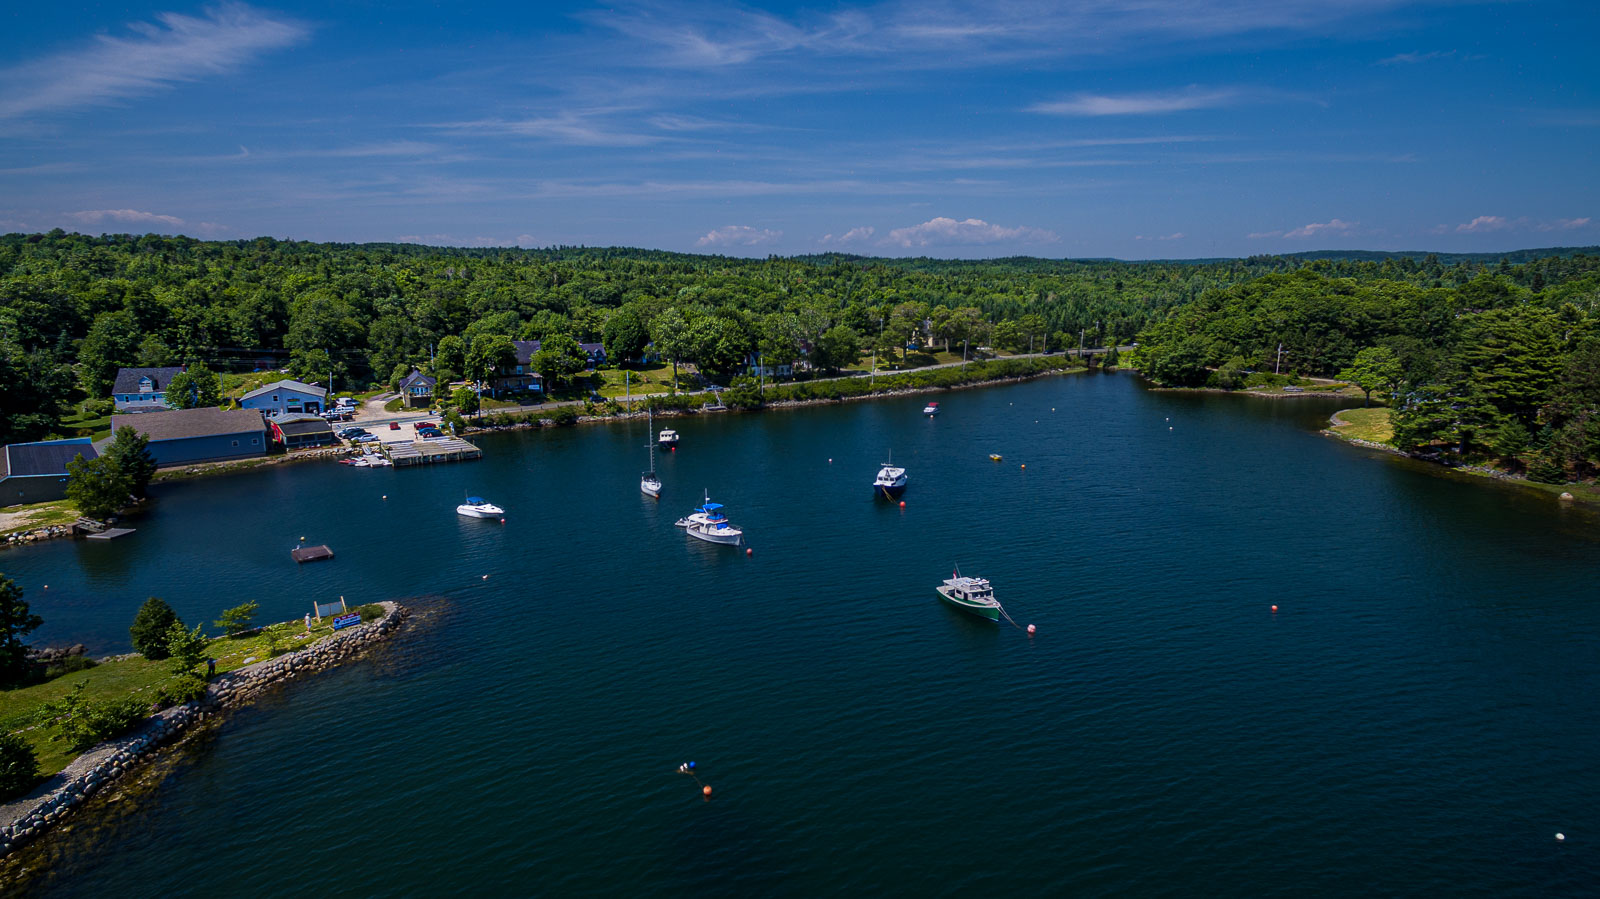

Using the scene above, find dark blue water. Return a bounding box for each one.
[5,372,1598,896]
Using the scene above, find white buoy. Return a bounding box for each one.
[1556,832,1565,841]
[481,574,489,580]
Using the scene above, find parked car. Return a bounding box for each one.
[388,421,401,430]
[354,434,379,444]
[413,421,437,430]
[338,427,368,439]
[418,427,442,438]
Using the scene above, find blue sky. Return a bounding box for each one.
[1,0,1596,258]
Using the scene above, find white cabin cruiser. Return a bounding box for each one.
[456,497,504,519]
[873,452,908,498]
[683,499,743,546]
[658,428,680,448]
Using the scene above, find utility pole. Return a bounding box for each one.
[1079,329,1085,357]
[1275,342,1283,375]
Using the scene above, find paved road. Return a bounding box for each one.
[337,346,1130,440]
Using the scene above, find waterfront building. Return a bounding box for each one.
[111,366,187,412]
[399,370,437,408]
[239,379,329,415]
[0,437,97,506]
[110,408,268,466]
[268,413,336,449]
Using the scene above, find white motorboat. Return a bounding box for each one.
[641,410,662,498]
[923,401,940,416]
[658,428,680,448]
[873,452,908,498]
[457,496,504,519]
[935,568,1002,622]
[683,497,743,546]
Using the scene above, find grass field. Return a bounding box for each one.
[1329,406,1395,444]
[0,605,383,776]
[0,500,80,537]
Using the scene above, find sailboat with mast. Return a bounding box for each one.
[641,408,662,498]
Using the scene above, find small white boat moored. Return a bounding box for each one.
[457,496,504,519]
[658,428,680,448]
[679,492,743,546]
[923,401,940,416]
[873,451,908,498]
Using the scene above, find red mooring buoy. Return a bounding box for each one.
[1271,605,1278,612]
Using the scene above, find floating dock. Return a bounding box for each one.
[85,527,136,540]
[291,544,335,563]
[383,436,483,467]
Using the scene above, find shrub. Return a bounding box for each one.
[42,682,151,750]
[42,655,97,680]
[130,596,181,660]
[157,674,209,707]
[548,407,579,427]
[214,601,259,637]
[353,603,386,622]
[0,731,38,800]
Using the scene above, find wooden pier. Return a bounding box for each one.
[383,436,483,467]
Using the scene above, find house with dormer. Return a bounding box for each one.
[399,369,437,408]
[112,366,187,412]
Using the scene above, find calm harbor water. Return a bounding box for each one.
[4,371,1598,896]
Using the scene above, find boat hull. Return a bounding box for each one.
[641,477,661,498]
[457,505,504,519]
[875,482,907,498]
[935,586,1000,621]
[686,525,742,545]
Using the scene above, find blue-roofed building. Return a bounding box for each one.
[110,408,267,467]
[112,366,186,412]
[0,437,97,506]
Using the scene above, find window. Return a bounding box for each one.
[232,440,240,447]
[251,437,259,445]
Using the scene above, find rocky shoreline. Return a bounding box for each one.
[0,601,406,858]
[464,362,1086,433]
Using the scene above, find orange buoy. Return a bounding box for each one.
[1020,464,1026,469]
[702,785,713,797]
[899,500,906,508]
[1270,605,1278,612]
[746,547,753,556]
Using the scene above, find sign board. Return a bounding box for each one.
[332,613,362,630]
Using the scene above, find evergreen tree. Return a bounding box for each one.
[101,425,157,497]
[0,575,43,686]
[130,597,181,660]
[65,453,133,520]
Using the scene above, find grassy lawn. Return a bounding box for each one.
[595,364,676,397]
[1330,406,1395,444]
[57,402,113,441]
[0,499,80,536]
[0,605,384,776]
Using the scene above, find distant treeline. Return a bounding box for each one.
[1134,256,1600,480]
[2,229,1596,474]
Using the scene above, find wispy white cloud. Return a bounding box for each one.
[819,226,875,244]
[1538,217,1592,231]
[587,0,1425,70]
[1134,232,1185,241]
[67,208,185,226]
[696,224,782,247]
[1377,50,1454,65]
[1028,87,1244,117]
[0,3,309,121]
[1247,230,1282,239]
[1285,218,1357,238]
[1456,215,1511,233]
[883,216,1057,248]
[396,233,542,248]
[434,111,665,147]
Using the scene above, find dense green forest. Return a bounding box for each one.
[1134,255,1600,479]
[2,230,1597,481]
